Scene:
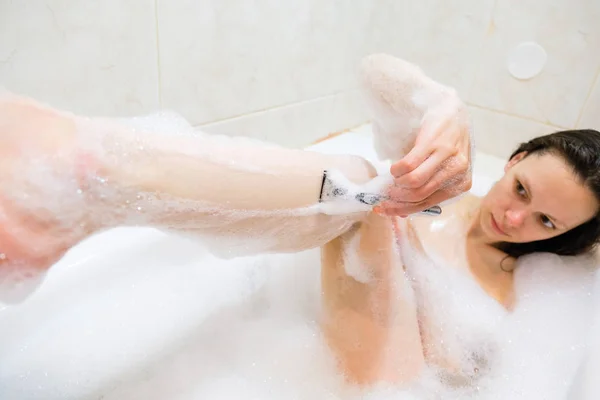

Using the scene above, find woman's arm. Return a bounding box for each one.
[360,53,473,215]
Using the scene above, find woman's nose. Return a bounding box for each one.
[505,208,526,228]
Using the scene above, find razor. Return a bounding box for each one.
[318,170,442,216]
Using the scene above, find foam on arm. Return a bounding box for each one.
[360,53,469,162]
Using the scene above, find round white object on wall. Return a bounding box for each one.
[507,41,547,80]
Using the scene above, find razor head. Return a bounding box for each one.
[319,170,383,205]
[355,192,384,205]
[318,170,441,216]
[319,170,345,202]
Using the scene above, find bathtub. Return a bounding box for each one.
[0,124,596,399]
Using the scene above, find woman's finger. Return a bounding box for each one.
[377,184,465,217]
[393,149,450,189]
[389,154,469,203]
[389,121,438,178]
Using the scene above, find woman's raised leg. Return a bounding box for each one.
[0,92,379,277]
[320,212,424,385]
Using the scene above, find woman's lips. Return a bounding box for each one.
[491,214,507,236]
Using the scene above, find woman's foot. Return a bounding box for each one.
[0,95,99,300]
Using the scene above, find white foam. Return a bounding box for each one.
[2,121,597,399]
[2,56,600,399]
[2,230,589,400]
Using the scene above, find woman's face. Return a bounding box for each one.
[478,152,598,244]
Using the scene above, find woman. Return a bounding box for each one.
[321,128,600,390]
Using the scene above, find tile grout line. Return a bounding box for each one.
[574,64,600,128]
[154,0,163,109]
[465,0,498,101]
[191,99,566,138]
[466,102,569,129]
[192,89,357,127]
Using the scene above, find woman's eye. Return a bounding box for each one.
[540,215,555,229]
[515,180,527,197]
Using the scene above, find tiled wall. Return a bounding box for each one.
[466,0,600,158]
[1,0,598,156]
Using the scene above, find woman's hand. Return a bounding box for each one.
[377,98,473,217]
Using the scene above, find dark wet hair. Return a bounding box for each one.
[496,129,600,258]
